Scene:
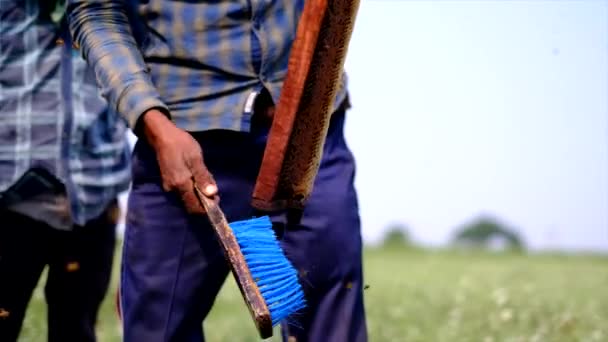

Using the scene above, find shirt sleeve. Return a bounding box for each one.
[66,0,170,130]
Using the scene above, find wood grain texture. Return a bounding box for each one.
[252,0,361,212]
[194,185,273,339]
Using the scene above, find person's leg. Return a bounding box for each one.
[279,110,368,342]
[120,139,228,342]
[0,211,51,341]
[44,201,118,342]
[120,132,266,342]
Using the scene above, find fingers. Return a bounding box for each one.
[179,182,221,215]
[180,180,206,214]
[189,152,218,198]
[158,159,208,215]
[155,131,219,215]
[185,150,220,215]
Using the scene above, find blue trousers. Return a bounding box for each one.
[121,110,367,341]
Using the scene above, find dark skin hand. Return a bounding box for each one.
[141,109,219,214]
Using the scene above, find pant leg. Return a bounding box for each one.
[279,110,368,342]
[44,201,118,342]
[0,211,50,342]
[120,140,226,342]
[120,132,268,342]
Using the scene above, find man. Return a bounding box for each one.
[0,1,131,341]
[67,1,367,341]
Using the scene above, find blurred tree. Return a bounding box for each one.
[382,223,412,248]
[451,216,526,252]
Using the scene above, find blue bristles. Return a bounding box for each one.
[229,216,306,326]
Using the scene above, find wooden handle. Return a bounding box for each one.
[252,0,361,211]
[193,185,273,338]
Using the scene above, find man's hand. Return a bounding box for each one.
[141,109,218,214]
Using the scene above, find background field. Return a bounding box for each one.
[18,245,608,342]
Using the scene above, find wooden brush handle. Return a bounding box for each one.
[252,0,361,212]
[194,185,273,338]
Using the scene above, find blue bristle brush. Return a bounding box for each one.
[194,184,306,338]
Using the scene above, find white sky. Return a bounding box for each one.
[343,0,608,251]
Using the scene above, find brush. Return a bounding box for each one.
[194,184,306,338]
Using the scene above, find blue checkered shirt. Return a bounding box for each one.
[0,0,131,226]
[66,0,348,133]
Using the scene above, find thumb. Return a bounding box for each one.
[200,183,218,197]
[189,156,218,198]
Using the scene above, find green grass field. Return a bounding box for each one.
[18,246,608,341]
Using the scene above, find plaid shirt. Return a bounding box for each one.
[66,0,348,133]
[0,0,131,226]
